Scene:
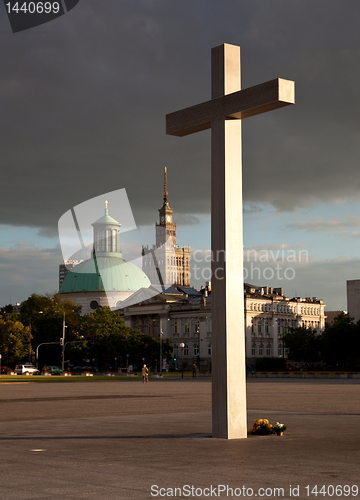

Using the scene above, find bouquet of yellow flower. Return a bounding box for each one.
[248,418,273,435]
[248,418,287,436]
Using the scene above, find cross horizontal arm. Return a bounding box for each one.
[166,78,294,137]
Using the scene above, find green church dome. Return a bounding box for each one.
[59,254,151,294]
[59,201,151,299]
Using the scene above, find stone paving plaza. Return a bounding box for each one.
[0,378,359,499]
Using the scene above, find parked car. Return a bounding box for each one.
[41,365,63,375]
[15,364,40,375]
[1,365,15,374]
[287,365,300,372]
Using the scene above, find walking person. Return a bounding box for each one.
[142,364,149,383]
[192,362,197,378]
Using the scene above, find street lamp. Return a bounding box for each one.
[59,311,67,371]
[180,342,185,379]
[55,310,71,371]
[36,342,59,369]
[160,319,163,374]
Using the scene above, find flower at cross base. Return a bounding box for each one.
[272,422,287,434]
[248,418,287,436]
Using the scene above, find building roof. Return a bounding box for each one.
[59,254,151,293]
[177,286,202,296]
[151,285,183,295]
[91,210,121,226]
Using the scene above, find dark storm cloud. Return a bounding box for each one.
[0,243,61,303]
[1,0,360,233]
[287,216,360,233]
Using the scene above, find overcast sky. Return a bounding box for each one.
[1,0,360,310]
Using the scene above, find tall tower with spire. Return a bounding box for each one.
[142,168,191,287]
[156,167,176,247]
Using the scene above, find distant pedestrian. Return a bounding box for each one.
[250,365,255,378]
[192,362,197,378]
[142,364,149,383]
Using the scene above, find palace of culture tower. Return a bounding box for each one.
[142,168,191,288]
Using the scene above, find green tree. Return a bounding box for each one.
[321,313,360,370]
[0,317,29,364]
[0,304,17,315]
[282,327,321,368]
[79,307,165,370]
[20,293,82,367]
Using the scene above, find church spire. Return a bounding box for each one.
[163,167,169,207]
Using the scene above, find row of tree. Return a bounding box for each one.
[2,296,357,371]
[282,312,360,370]
[0,294,170,370]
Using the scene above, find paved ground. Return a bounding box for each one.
[1,378,359,499]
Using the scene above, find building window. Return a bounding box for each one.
[278,344,282,356]
[184,320,190,334]
[194,320,200,333]
[112,230,117,252]
[207,343,212,356]
[251,343,256,356]
[207,318,212,333]
[174,321,179,335]
[101,230,106,251]
[265,319,269,334]
[266,344,271,356]
[183,344,189,356]
[258,320,262,333]
[193,344,199,356]
[259,344,263,356]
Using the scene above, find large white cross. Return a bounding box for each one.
[167,44,295,439]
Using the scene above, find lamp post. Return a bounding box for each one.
[180,342,185,379]
[160,319,163,374]
[0,354,2,377]
[56,309,73,372]
[61,311,66,372]
[36,342,59,369]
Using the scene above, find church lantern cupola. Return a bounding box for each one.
[91,201,122,256]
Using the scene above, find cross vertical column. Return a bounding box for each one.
[166,43,294,439]
[211,44,247,439]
